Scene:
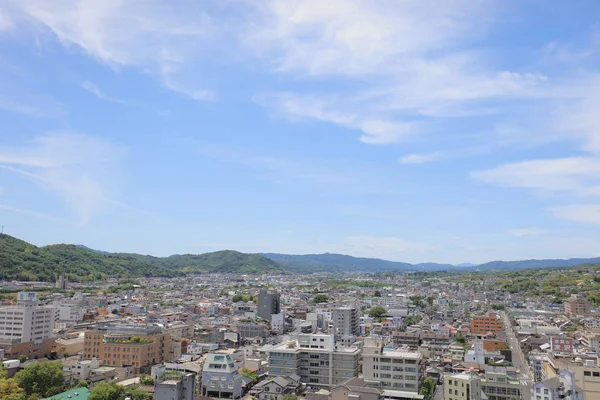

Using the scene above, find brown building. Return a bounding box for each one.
[2,337,55,359]
[470,312,503,335]
[482,339,506,352]
[564,294,592,317]
[84,324,173,373]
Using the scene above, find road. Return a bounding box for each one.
[500,311,532,383]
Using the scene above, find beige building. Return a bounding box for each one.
[444,371,483,400]
[84,324,173,373]
[564,294,592,317]
[362,337,424,393]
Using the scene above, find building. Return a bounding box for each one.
[154,372,196,400]
[63,358,100,384]
[41,387,90,400]
[362,337,424,393]
[84,324,173,373]
[332,307,361,339]
[550,337,573,354]
[56,274,68,290]
[234,322,269,340]
[201,353,243,399]
[330,377,383,400]
[0,292,55,358]
[251,375,302,400]
[257,289,281,321]
[480,366,522,400]
[444,371,483,400]
[272,312,286,334]
[530,370,584,400]
[266,333,361,388]
[564,294,592,317]
[470,312,503,335]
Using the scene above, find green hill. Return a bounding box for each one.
[0,234,285,282]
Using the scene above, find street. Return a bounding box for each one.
[500,311,532,383]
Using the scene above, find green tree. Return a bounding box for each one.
[0,378,24,400]
[18,355,27,364]
[455,334,467,344]
[426,296,434,306]
[15,360,64,398]
[282,395,298,400]
[139,375,154,386]
[240,368,258,382]
[419,377,437,400]
[313,294,329,303]
[125,388,152,400]
[368,306,386,318]
[374,290,382,297]
[89,382,126,400]
[77,380,89,388]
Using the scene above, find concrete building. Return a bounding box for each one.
[63,358,100,384]
[362,337,424,393]
[272,312,286,334]
[201,353,243,399]
[444,371,483,400]
[56,274,68,290]
[531,370,583,400]
[0,292,55,358]
[234,322,268,340]
[480,366,522,400]
[84,324,173,372]
[257,289,280,321]
[470,312,503,335]
[154,372,196,400]
[266,333,361,388]
[332,307,361,339]
[564,294,592,317]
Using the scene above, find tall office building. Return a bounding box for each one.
[0,292,55,358]
[257,288,280,320]
[266,333,361,388]
[332,307,361,339]
[362,337,424,393]
[56,273,68,290]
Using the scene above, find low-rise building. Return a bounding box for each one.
[201,353,244,399]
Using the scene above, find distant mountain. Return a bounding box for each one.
[262,253,454,273]
[262,252,600,274]
[0,234,285,282]
[476,257,600,271]
[454,263,477,267]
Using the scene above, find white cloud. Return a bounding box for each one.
[552,204,600,225]
[472,157,600,197]
[0,8,14,31]
[81,80,128,104]
[0,132,130,225]
[399,152,442,165]
[0,93,67,120]
[11,0,215,100]
[509,228,544,237]
[0,203,63,222]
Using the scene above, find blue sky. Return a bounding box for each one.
[1,1,600,264]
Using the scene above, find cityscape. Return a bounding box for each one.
[1,1,600,400]
[0,233,599,400]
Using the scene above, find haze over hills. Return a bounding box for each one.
[1,234,600,282]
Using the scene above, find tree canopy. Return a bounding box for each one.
[368,306,386,318]
[15,361,64,398]
[313,294,329,303]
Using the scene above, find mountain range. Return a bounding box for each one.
[1,233,600,282]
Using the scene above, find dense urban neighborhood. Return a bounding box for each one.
[1,236,599,400]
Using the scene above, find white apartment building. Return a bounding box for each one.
[332,307,361,339]
[531,370,584,400]
[362,337,424,393]
[0,292,54,344]
[266,333,361,388]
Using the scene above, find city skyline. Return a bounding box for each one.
[1,1,600,264]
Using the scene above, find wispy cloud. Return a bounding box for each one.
[0,93,67,120]
[552,204,600,225]
[0,203,64,222]
[0,8,14,31]
[81,81,129,104]
[399,152,442,165]
[0,132,134,225]
[12,0,216,100]
[509,228,544,237]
